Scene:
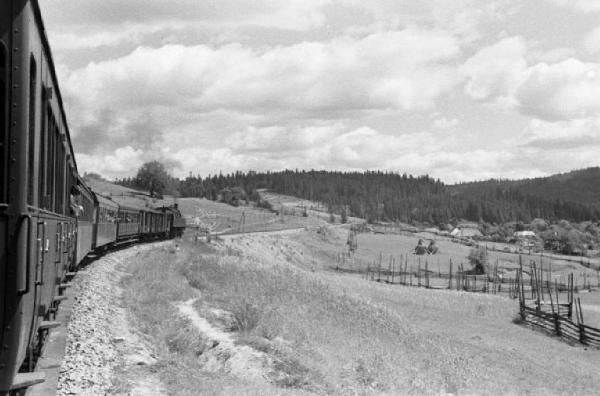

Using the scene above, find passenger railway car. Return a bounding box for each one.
[75,178,97,266]
[95,194,118,249]
[0,1,185,393]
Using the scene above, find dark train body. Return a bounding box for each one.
[0,1,185,392]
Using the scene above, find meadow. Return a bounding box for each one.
[177,197,325,234]
[118,224,600,395]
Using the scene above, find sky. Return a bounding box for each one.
[40,0,600,183]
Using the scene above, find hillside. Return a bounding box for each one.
[115,227,600,395]
[450,167,600,207]
[179,168,600,224]
[84,177,175,209]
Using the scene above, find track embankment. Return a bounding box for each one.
[55,243,168,396]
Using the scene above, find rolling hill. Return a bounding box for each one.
[450,167,600,207]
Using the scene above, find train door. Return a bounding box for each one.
[0,26,8,371]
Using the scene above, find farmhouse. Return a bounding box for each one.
[513,230,536,238]
[218,187,246,206]
[450,224,482,238]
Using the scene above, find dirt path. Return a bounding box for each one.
[173,298,275,384]
[57,244,168,395]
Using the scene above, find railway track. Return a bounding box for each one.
[26,242,169,396]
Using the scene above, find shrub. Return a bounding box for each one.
[230,302,261,333]
[467,247,488,274]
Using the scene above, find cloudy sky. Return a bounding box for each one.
[40,0,600,183]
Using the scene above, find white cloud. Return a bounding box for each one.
[516,58,600,120]
[584,27,600,54]
[41,0,600,182]
[548,0,600,13]
[43,0,331,32]
[228,124,344,154]
[65,28,461,118]
[432,117,459,130]
[462,36,527,105]
[49,23,181,51]
[461,37,600,122]
[522,118,600,148]
[63,27,463,166]
[77,146,145,179]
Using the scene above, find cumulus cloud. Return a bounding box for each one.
[43,0,331,31]
[62,27,463,169]
[461,37,600,122]
[168,125,499,182]
[516,59,600,120]
[77,146,145,179]
[41,0,600,182]
[584,27,600,54]
[49,23,181,51]
[462,36,527,105]
[64,29,461,115]
[432,117,459,130]
[522,118,600,149]
[547,0,600,13]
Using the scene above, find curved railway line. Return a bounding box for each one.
[0,2,185,393]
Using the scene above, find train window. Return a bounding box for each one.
[47,113,55,211]
[28,56,37,205]
[60,152,66,214]
[54,127,62,213]
[0,43,6,203]
[38,88,47,208]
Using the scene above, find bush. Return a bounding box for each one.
[257,199,273,211]
[230,301,261,333]
[467,247,488,274]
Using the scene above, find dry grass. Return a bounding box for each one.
[120,243,312,395]
[178,197,327,234]
[118,231,600,395]
[218,230,600,395]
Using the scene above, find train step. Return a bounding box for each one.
[65,271,77,277]
[52,295,68,303]
[9,372,46,391]
[39,321,61,331]
[58,283,71,290]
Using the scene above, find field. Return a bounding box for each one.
[75,187,599,393]
[339,231,600,293]
[116,219,600,395]
[85,178,176,208]
[176,197,328,234]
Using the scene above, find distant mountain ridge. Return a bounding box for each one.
[177,167,600,224]
[450,167,600,208]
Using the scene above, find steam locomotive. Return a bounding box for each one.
[0,1,185,392]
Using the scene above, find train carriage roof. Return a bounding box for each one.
[118,203,162,214]
[30,0,78,171]
[96,194,119,210]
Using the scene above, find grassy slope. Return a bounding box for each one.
[225,231,600,394]
[177,197,327,233]
[120,229,600,395]
[85,178,176,209]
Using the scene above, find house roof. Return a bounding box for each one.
[514,231,536,237]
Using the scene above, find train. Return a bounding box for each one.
[0,1,185,393]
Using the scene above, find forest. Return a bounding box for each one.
[165,168,600,225]
[109,165,600,225]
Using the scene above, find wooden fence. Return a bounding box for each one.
[335,251,600,348]
[335,252,598,298]
[515,261,600,348]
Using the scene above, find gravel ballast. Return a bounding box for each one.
[57,243,168,396]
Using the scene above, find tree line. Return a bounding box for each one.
[114,164,600,225]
